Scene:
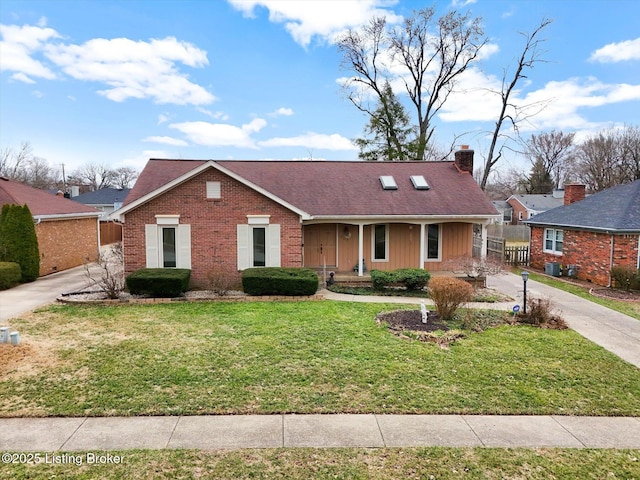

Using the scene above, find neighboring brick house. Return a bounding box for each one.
[525,182,640,286]
[506,191,565,225]
[0,177,101,276]
[113,148,499,286]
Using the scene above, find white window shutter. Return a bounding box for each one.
[268,224,281,267]
[145,224,159,268]
[237,224,250,270]
[177,224,191,269]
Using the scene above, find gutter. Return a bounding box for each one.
[33,212,102,221]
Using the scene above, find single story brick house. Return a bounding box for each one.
[525,181,640,286]
[0,177,101,276]
[113,149,499,286]
[506,191,565,225]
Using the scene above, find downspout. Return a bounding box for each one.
[608,234,614,287]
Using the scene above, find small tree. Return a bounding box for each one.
[85,243,124,299]
[0,204,40,281]
[441,255,504,288]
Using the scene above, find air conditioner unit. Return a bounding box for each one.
[545,262,561,277]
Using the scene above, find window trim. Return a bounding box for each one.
[425,223,441,262]
[371,224,389,262]
[543,227,564,255]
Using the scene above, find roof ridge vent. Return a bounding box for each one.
[410,175,430,190]
[380,175,398,190]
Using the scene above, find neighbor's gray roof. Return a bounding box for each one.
[525,179,640,233]
[508,194,564,211]
[72,188,130,205]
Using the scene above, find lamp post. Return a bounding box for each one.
[521,271,529,315]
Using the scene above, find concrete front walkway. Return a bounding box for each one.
[2,414,639,451]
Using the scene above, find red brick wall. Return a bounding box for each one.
[530,226,639,286]
[122,168,303,286]
[36,217,99,276]
[507,198,528,225]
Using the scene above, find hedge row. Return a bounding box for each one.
[242,267,318,296]
[0,262,21,290]
[371,268,431,291]
[125,268,191,297]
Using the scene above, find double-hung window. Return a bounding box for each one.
[544,228,563,254]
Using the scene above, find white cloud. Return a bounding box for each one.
[45,36,215,105]
[271,107,294,116]
[196,107,230,120]
[258,132,357,150]
[169,118,267,148]
[438,70,640,133]
[0,24,59,81]
[11,72,35,83]
[121,150,172,171]
[143,136,189,146]
[227,0,403,47]
[451,0,477,6]
[158,114,170,124]
[589,38,640,63]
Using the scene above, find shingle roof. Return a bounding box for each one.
[123,159,498,218]
[508,194,564,211]
[525,179,640,232]
[0,177,101,217]
[72,188,131,205]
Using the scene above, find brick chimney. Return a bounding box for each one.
[454,145,474,173]
[563,183,586,205]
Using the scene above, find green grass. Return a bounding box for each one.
[515,269,640,320]
[4,448,639,479]
[2,301,639,417]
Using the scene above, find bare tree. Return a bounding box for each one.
[338,7,487,161]
[574,125,640,191]
[70,163,117,191]
[0,141,34,182]
[112,167,139,189]
[523,130,575,189]
[479,18,553,190]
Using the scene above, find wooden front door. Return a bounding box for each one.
[303,224,337,267]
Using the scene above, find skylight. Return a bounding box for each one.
[410,175,430,190]
[380,175,398,190]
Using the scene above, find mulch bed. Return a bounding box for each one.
[589,288,640,302]
[376,309,449,333]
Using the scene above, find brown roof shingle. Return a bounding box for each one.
[123,159,498,218]
[0,178,100,217]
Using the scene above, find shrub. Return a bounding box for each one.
[0,204,40,282]
[206,269,240,296]
[610,265,640,291]
[0,262,21,290]
[85,243,124,299]
[519,297,567,329]
[125,268,191,297]
[370,269,396,290]
[242,267,318,296]
[428,276,474,320]
[394,268,431,291]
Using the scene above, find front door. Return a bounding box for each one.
[303,224,337,268]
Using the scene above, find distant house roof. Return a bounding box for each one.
[0,177,100,219]
[507,194,564,212]
[72,188,131,205]
[120,159,498,220]
[525,179,640,233]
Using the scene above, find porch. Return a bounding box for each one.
[302,221,489,276]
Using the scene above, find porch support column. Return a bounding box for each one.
[358,223,364,276]
[480,223,488,259]
[419,223,426,269]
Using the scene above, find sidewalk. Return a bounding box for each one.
[2,414,639,451]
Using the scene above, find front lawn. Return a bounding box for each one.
[1,301,639,417]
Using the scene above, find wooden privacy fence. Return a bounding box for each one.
[486,236,529,266]
[100,221,122,245]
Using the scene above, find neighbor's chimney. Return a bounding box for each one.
[454,145,474,173]
[563,183,586,205]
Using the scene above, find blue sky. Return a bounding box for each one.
[1,0,639,176]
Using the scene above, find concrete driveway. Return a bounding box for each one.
[0,263,100,322]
